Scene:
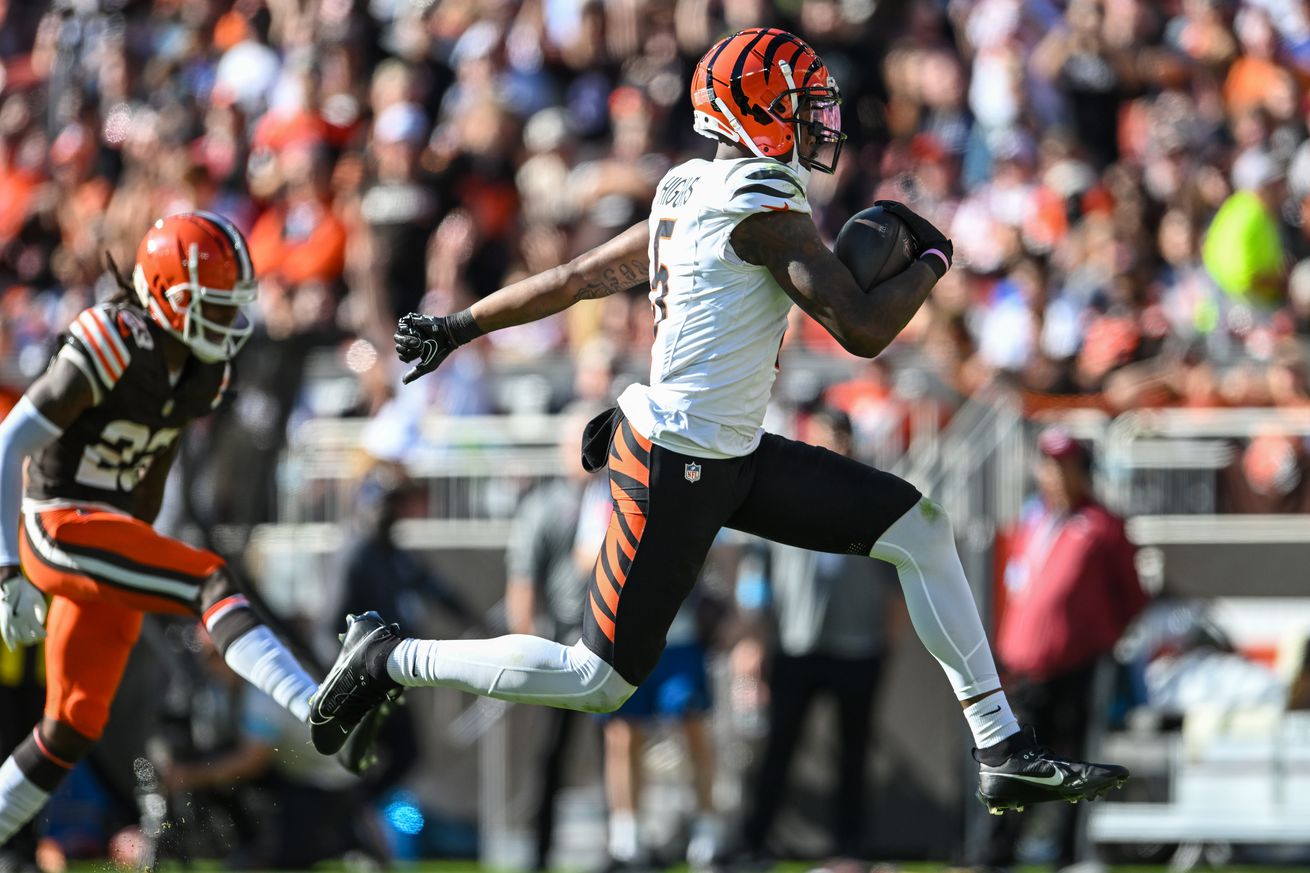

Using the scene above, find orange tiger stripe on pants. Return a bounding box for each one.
[588,421,652,643]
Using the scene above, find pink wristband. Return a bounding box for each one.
[921,249,950,270]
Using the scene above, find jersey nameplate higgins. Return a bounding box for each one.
[656,175,698,209]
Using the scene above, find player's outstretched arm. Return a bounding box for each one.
[731,210,939,359]
[0,357,97,648]
[395,222,650,383]
[476,220,651,330]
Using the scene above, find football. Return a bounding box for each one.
[834,205,918,290]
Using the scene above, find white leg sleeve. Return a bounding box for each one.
[0,756,50,847]
[870,498,1004,700]
[223,626,318,723]
[386,635,636,714]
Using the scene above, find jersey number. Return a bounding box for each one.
[75,420,180,492]
[650,218,676,332]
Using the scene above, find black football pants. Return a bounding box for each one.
[582,412,921,685]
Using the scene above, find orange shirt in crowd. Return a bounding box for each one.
[247,201,348,286]
[0,165,40,244]
[1223,56,1288,116]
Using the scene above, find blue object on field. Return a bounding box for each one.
[600,643,711,721]
[39,760,118,856]
[375,789,479,860]
[380,790,425,860]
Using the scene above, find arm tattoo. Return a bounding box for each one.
[470,222,649,332]
[573,256,648,301]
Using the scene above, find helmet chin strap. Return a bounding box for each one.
[776,60,808,180]
[718,103,771,161]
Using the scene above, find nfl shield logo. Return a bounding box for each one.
[684,462,702,483]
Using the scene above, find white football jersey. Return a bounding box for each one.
[616,156,810,459]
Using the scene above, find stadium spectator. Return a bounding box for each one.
[504,407,611,872]
[1202,150,1287,310]
[247,140,349,293]
[598,593,721,873]
[733,408,904,866]
[979,426,1149,871]
[2,0,1310,421]
[1219,432,1310,514]
[353,101,440,340]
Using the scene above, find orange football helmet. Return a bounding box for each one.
[691,27,846,174]
[132,211,256,362]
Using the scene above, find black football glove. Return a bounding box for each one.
[394,310,484,385]
[874,200,954,279]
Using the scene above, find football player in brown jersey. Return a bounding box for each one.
[0,212,327,846]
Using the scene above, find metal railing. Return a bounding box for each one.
[896,383,1028,529]
[1099,407,1310,516]
[278,414,565,531]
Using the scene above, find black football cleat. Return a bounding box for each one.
[975,727,1129,815]
[309,611,402,756]
[337,694,401,774]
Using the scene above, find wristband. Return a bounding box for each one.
[447,309,486,346]
[919,248,950,280]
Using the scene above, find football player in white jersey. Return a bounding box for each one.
[311,27,1128,815]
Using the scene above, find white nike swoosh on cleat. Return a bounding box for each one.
[988,771,1066,786]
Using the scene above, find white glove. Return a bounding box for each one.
[0,568,47,650]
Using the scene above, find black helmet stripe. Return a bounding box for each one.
[760,31,801,82]
[729,29,771,114]
[194,210,253,282]
[801,52,825,86]
[704,28,755,90]
[787,43,807,74]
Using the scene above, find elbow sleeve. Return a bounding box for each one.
[0,397,63,565]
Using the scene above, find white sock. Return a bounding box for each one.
[871,498,1019,747]
[0,756,51,846]
[687,813,722,867]
[224,626,317,722]
[386,635,635,713]
[608,809,639,861]
[964,692,1020,750]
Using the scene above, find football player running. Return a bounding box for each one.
[314,28,1127,814]
[0,213,328,845]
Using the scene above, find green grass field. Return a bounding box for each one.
[66,863,1310,873]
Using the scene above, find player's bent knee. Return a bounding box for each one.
[585,678,636,713]
[914,498,956,545]
[574,679,635,714]
[567,641,637,714]
[872,497,957,567]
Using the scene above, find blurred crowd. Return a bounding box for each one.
[4,0,1310,429]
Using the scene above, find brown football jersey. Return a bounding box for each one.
[25,302,231,520]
